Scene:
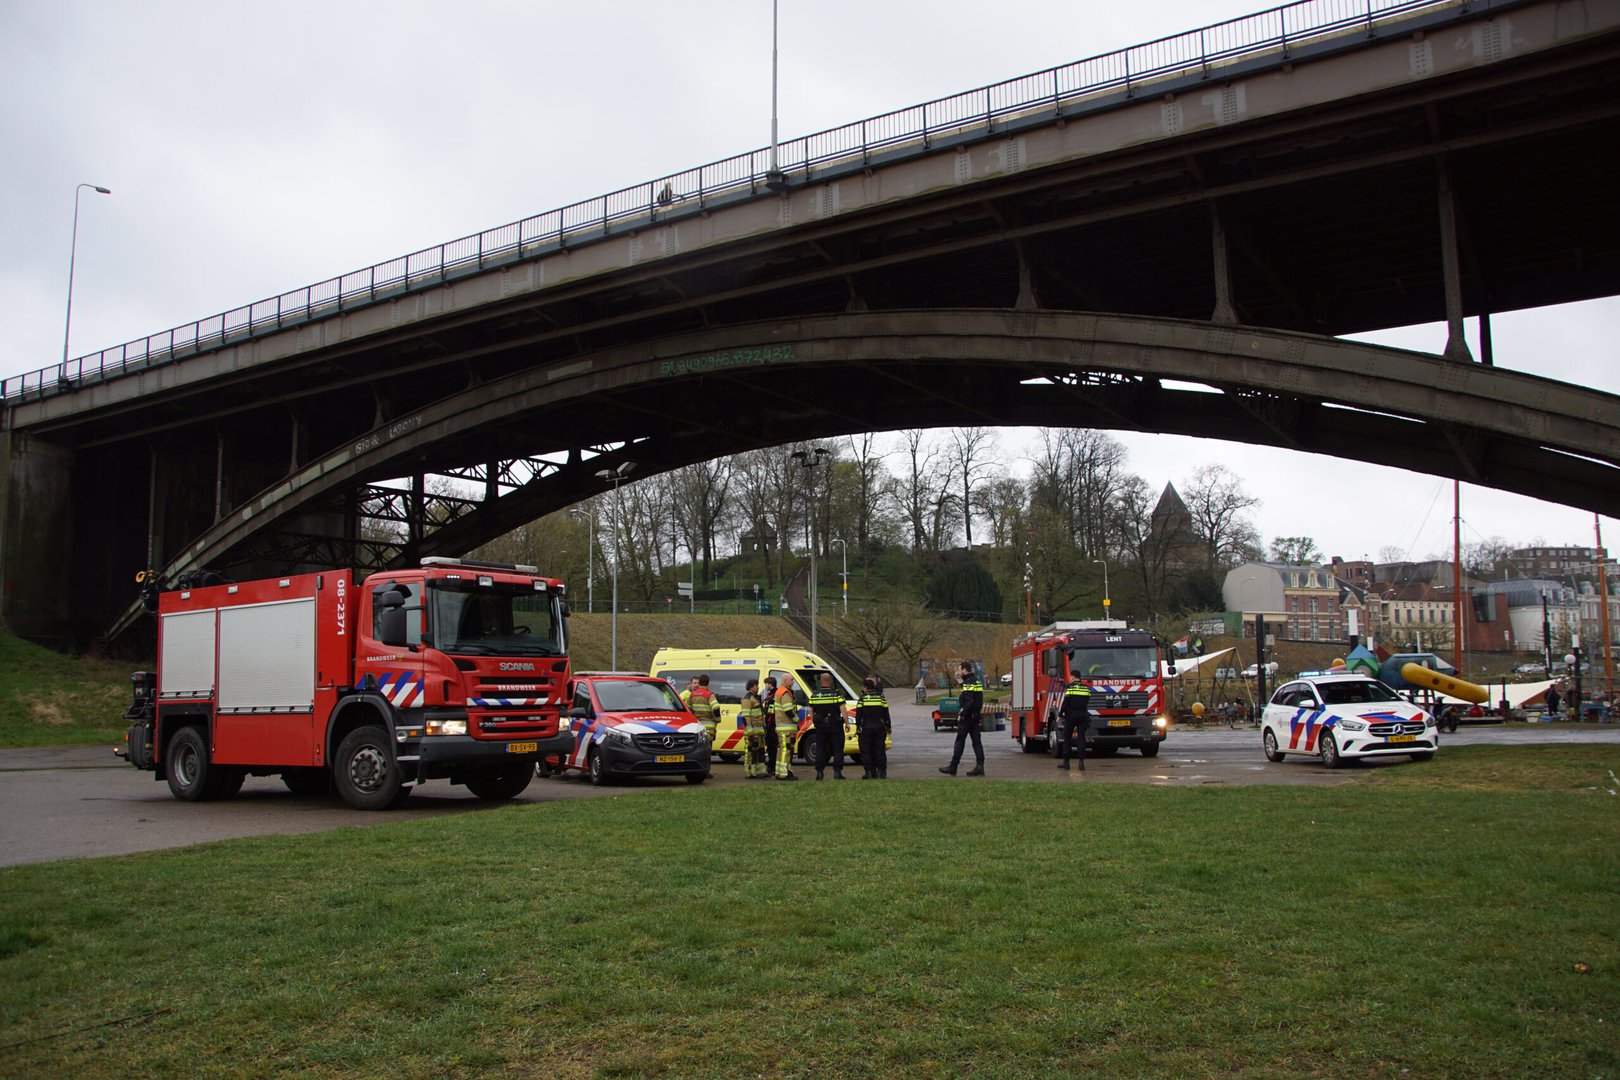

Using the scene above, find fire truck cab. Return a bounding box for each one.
[1010,621,1169,758]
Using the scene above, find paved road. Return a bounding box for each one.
[4,703,1616,867]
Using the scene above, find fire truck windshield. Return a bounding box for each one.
[428,581,566,657]
[1067,647,1158,679]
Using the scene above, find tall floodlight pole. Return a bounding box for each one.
[770,0,780,173]
[1092,559,1110,618]
[595,462,636,669]
[791,446,830,652]
[831,538,848,616]
[62,183,112,378]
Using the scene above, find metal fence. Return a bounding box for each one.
[5,0,1492,403]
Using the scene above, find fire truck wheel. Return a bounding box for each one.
[1138,742,1160,758]
[587,747,609,786]
[1262,729,1286,762]
[465,766,534,801]
[1319,731,1346,770]
[207,767,247,799]
[335,725,405,810]
[165,727,214,801]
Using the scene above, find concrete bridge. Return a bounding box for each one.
[3,0,1619,646]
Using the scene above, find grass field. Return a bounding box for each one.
[1,746,1616,1078]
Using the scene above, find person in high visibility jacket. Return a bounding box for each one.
[771,675,800,780]
[809,673,848,781]
[683,674,719,745]
[737,678,770,779]
[1058,676,1093,771]
[940,664,986,776]
[855,677,891,779]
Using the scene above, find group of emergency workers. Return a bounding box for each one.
[682,663,1096,779]
[690,672,893,781]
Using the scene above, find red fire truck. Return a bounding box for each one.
[1009,620,1169,758]
[116,557,573,809]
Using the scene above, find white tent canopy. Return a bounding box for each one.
[1162,647,1237,679]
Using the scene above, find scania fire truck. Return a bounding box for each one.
[116,558,573,810]
[1009,621,1168,758]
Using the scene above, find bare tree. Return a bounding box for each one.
[947,426,999,547]
[1182,463,1263,569]
[886,430,955,552]
[1269,535,1322,566]
[1027,428,1132,558]
[667,459,732,586]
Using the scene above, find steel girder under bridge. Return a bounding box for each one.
[100,308,1620,639]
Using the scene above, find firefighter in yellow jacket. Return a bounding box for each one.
[737,678,770,779]
[772,675,800,781]
[683,674,720,745]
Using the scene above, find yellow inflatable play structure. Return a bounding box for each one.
[1399,662,1489,704]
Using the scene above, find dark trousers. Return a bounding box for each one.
[948,716,984,769]
[766,722,778,773]
[859,725,888,777]
[1062,714,1090,764]
[814,721,844,776]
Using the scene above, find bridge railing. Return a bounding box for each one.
[4,0,1495,404]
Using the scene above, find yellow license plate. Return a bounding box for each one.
[1107,719,1132,727]
[655,754,685,763]
[1386,734,1415,743]
[508,741,538,753]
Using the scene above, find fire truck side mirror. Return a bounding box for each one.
[377,589,409,647]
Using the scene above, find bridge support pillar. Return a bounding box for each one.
[0,431,75,646]
[1210,206,1239,326]
[1437,160,1475,364]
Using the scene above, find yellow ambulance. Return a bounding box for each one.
[648,645,887,764]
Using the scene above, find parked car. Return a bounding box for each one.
[538,672,711,786]
[1513,662,1547,675]
[999,672,1012,688]
[1260,674,1437,769]
[1242,662,1279,679]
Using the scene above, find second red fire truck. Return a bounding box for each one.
[1009,620,1169,758]
[116,557,574,810]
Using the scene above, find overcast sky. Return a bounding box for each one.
[4,0,1617,567]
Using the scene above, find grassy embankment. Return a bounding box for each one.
[1,746,1616,1077]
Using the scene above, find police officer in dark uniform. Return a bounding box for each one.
[939,663,986,776]
[855,677,891,779]
[809,673,847,780]
[1058,676,1092,771]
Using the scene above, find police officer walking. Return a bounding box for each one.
[738,678,770,779]
[1058,676,1092,771]
[939,663,986,776]
[855,677,891,779]
[809,672,848,780]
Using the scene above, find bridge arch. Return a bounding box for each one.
[138,309,1620,627]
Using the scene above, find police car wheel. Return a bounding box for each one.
[1319,731,1345,770]
[685,772,709,784]
[1262,728,1285,762]
[1409,751,1435,763]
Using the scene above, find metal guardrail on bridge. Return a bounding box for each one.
[4,0,1499,404]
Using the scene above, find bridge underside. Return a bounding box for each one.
[5,2,1620,647]
[42,309,1617,645]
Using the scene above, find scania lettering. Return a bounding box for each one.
[1009,621,1169,758]
[115,558,572,810]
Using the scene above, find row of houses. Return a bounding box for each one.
[1220,554,1619,654]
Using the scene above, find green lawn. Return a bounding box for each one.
[2,747,1617,1078]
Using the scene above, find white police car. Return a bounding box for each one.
[1261,673,1437,769]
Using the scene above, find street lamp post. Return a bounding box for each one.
[1092,559,1110,619]
[594,462,635,669]
[831,537,847,616]
[62,183,112,379]
[791,446,830,653]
